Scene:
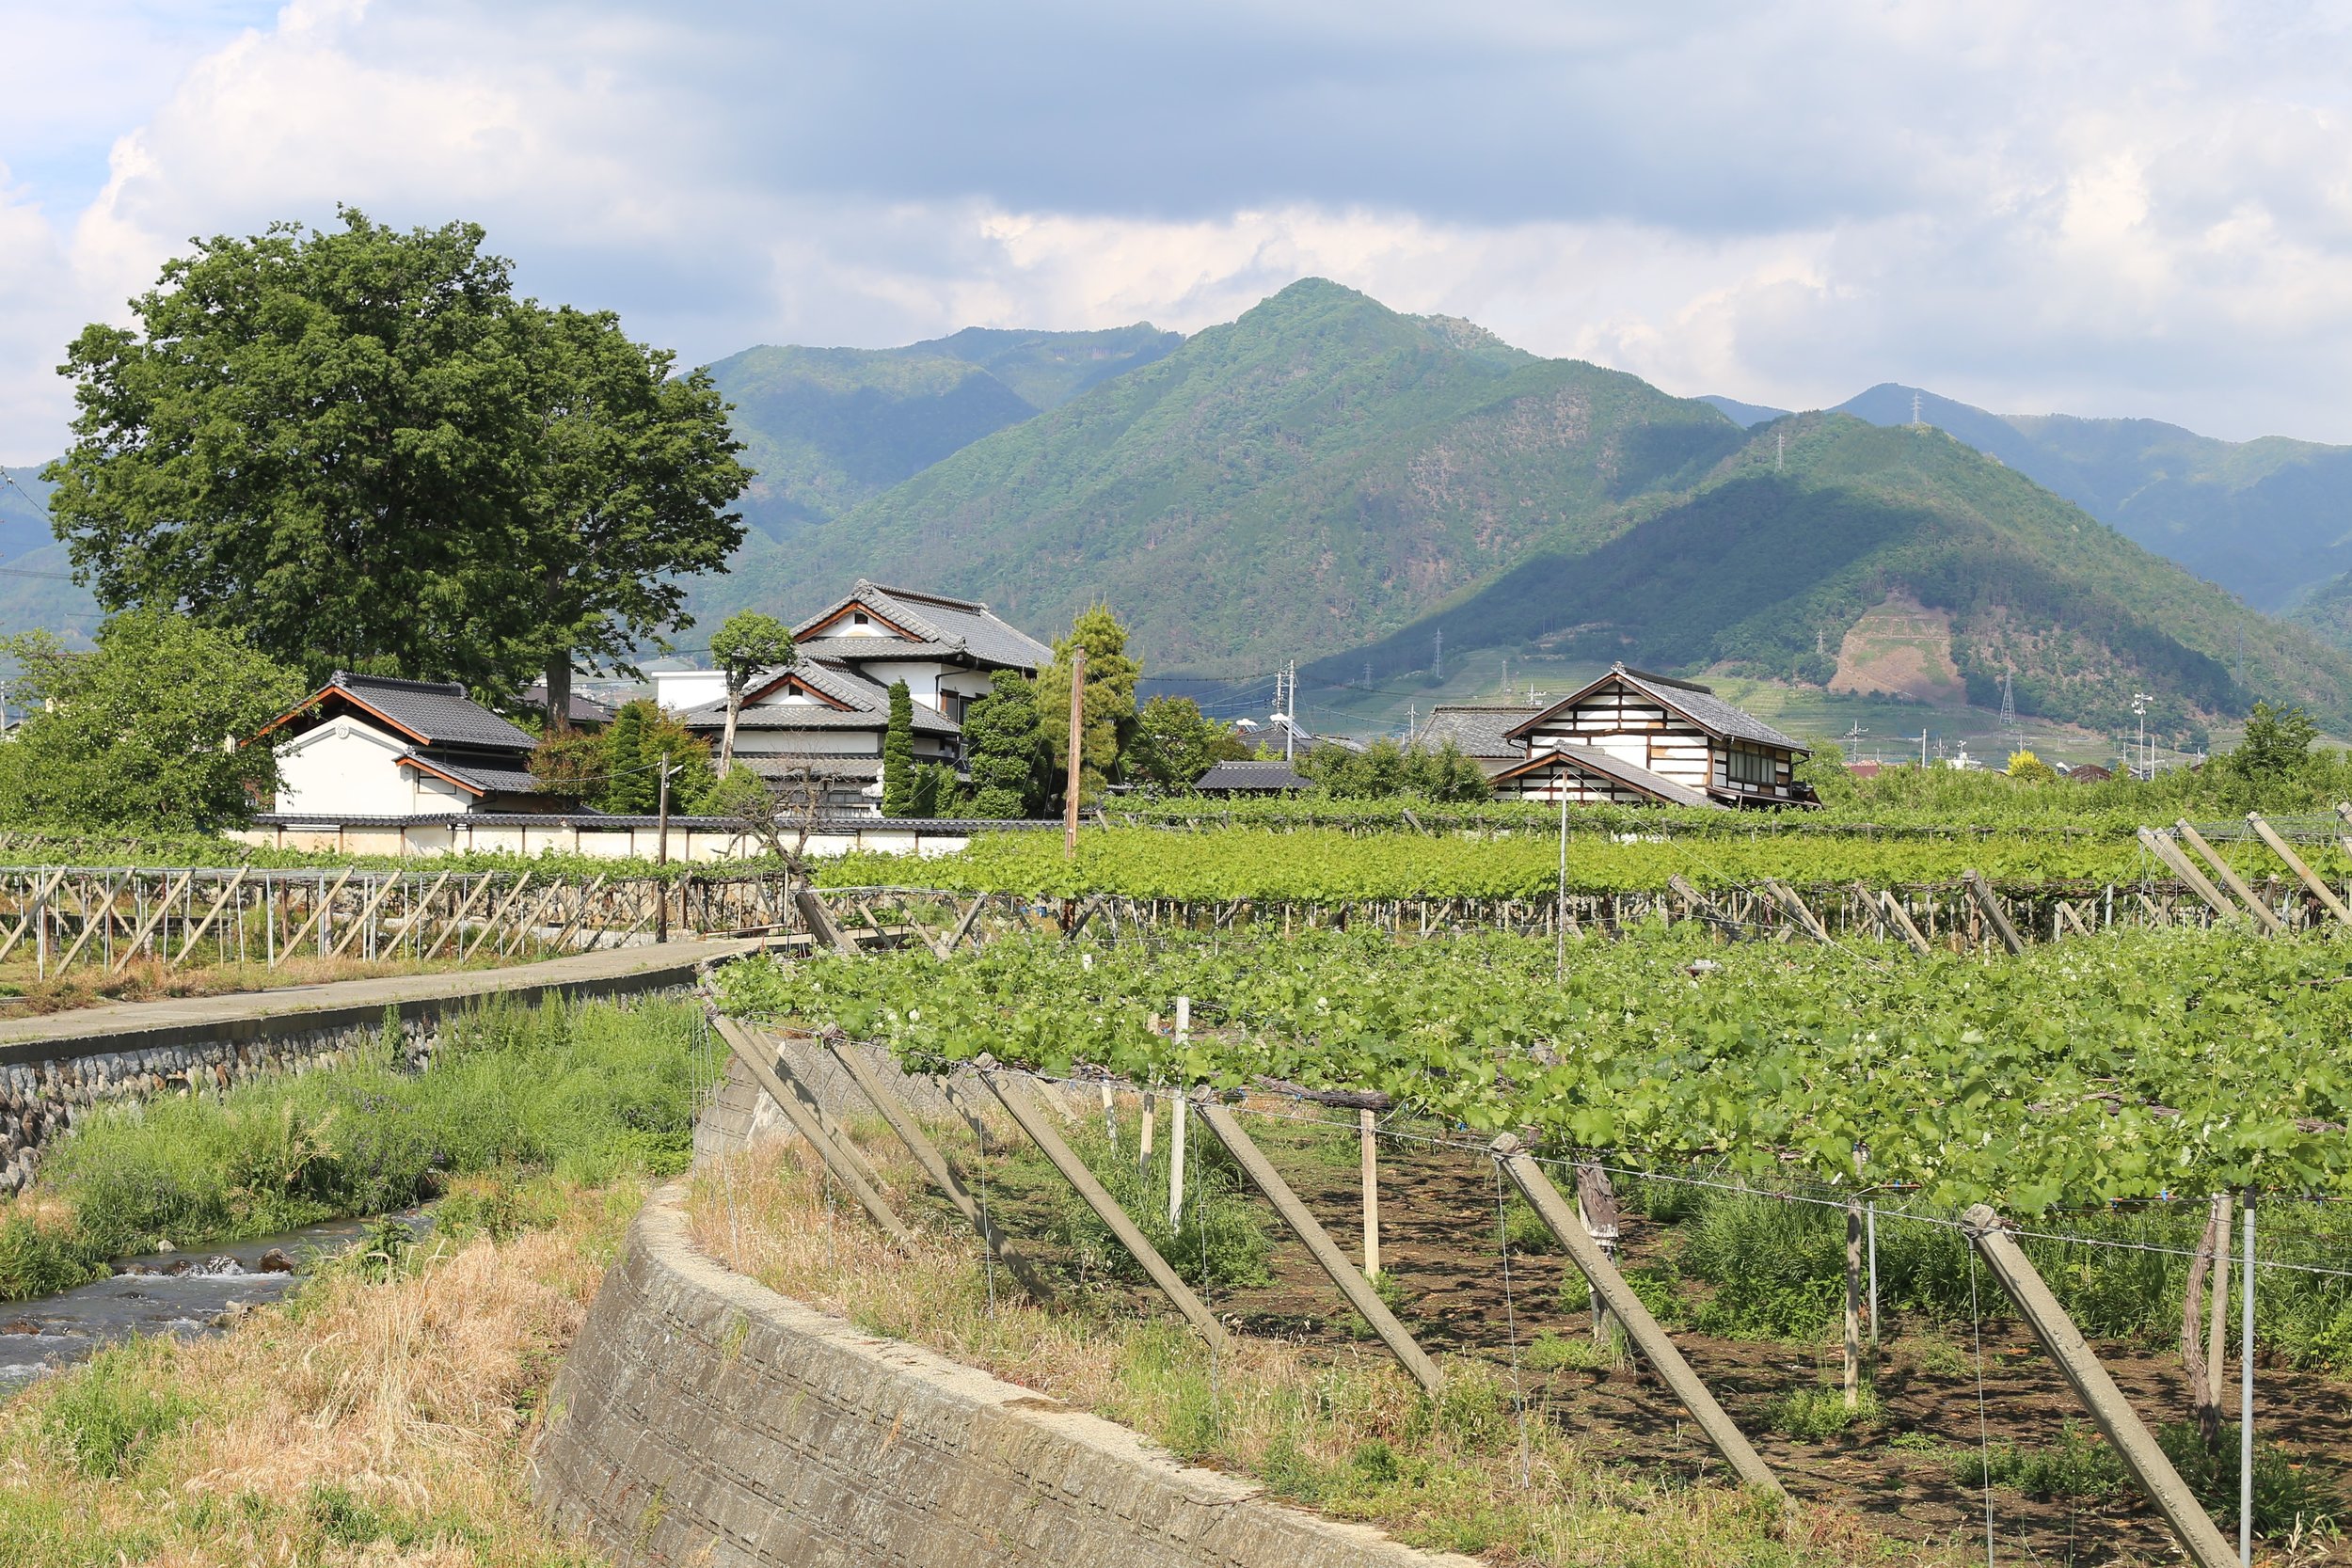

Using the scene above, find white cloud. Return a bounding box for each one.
[12,1,2352,457]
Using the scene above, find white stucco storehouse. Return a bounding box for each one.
[256,673,570,818]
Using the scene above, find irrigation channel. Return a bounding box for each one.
[0,1212,424,1394]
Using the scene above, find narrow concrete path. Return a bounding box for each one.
[0,936,768,1061]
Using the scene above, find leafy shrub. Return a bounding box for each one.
[1767,1384,1879,1441]
[1049,1127,1271,1293]
[1950,1422,2123,1500]
[2159,1421,2343,1539]
[41,1340,198,1478]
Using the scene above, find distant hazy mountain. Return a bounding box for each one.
[1698,394,1790,428]
[1311,414,2352,734]
[1822,384,2352,619]
[709,279,1746,672]
[707,325,1180,538]
[0,465,98,643]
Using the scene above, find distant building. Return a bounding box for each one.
[2062,762,2113,783]
[1195,760,1310,795]
[1847,760,1884,781]
[517,682,617,728]
[1486,664,1811,809]
[257,673,573,817]
[665,581,1053,816]
[1412,705,1546,779]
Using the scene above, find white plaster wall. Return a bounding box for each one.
[274,720,421,817]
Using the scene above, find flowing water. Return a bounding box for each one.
[0,1212,425,1393]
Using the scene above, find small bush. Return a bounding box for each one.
[1499,1196,1559,1255]
[1523,1327,1628,1372]
[1766,1383,1879,1441]
[41,1340,198,1479]
[2159,1421,2343,1539]
[1051,1131,1272,1293]
[1949,1422,2123,1500]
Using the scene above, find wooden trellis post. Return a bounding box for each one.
[710,1016,912,1248]
[2174,819,2284,933]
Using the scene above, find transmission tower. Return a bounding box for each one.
[1998,669,2018,738]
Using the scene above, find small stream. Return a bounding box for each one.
[0,1212,425,1393]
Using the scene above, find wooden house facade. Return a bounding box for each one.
[1488,665,1810,809]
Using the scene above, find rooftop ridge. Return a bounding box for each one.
[331,671,468,697]
[1613,662,1714,695]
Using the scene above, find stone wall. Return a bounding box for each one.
[532,1179,1469,1568]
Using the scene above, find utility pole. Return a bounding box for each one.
[1910,730,1929,766]
[1064,646,1086,860]
[2133,691,2153,781]
[1434,628,1443,682]
[655,750,675,944]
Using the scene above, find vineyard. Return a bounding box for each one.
[810,821,2347,903]
[710,914,2352,1563]
[718,923,2352,1216]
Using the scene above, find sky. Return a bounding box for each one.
[8,0,2352,462]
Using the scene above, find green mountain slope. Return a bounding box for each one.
[0,466,99,644]
[1833,384,2352,615]
[716,279,1746,671]
[707,324,1179,538]
[1312,415,2352,733]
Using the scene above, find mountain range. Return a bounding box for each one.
[1703,387,2352,619]
[12,280,2352,735]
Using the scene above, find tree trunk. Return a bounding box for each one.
[545,657,573,735]
[721,694,742,772]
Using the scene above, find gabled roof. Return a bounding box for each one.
[1493,744,1725,809]
[394,752,549,799]
[257,673,538,752]
[1415,705,1543,758]
[1196,760,1310,793]
[1504,664,1804,753]
[796,580,1053,670]
[677,657,960,736]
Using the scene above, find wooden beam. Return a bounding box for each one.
[1963,1205,2234,1568]
[425,873,500,960]
[821,1040,1055,1303]
[1961,871,2025,955]
[169,866,251,966]
[381,868,453,949]
[942,895,988,954]
[1492,1135,1781,1495]
[1877,890,1934,957]
[326,872,407,960]
[108,870,193,974]
[461,873,534,962]
[977,1057,1226,1350]
[710,1015,912,1247]
[2173,819,2284,933]
[1760,879,1831,943]
[0,867,70,962]
[2247,813,2352,927]
[1198,1099,1443,1394]
[2138,829,2239,922]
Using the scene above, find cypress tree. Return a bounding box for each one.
[881,680,915,816]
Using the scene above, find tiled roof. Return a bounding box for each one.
[1415,705,1543,759]
[1496,744,1724,809]
[797,580,1053,670]
[395,752,549,798]
[266,673,539,752]
[741,754,885,781]
[517,683,618,724]
[677,657,960,736]
[1504,665,1805,753]
[1196,760,1310,792]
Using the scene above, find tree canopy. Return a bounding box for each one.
[0,611,302,832]
[44,210,748,701]
[1124,694,1247,790]
[1035,605,1140,801]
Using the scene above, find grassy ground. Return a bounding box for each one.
[0,994,714,1300]
[0,1168,628,1566]
[688,1130,1959,1568]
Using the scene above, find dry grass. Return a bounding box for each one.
[0,1170,628,1566]
[0,946,564,1016]
[687,1132,1965,1568]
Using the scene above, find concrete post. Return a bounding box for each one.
[1961,1203,2235,1568]
[1491,1135,1781,1495]
[1199,1100,1442,1394]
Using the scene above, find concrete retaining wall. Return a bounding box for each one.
[532,1178,1469,1568]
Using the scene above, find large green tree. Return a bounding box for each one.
[1034,605,1141,803]
[43,210,748,703]
[709,610,795,770]
[961,671,1051,818]
[881,680,916,816]
[0,611,302,831]
[1123,694,1246,791]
